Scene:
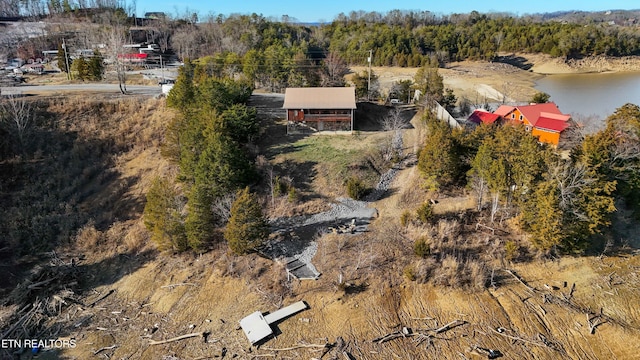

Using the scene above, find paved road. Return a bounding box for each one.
[1,83,162,96]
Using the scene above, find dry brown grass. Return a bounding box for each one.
[6,72,640,360]
[265,196,330,219]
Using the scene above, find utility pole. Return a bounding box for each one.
[63,38,71,80]
[367,49,372,101]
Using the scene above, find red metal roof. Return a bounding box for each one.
[118,53,148,59]
[494,105,515,117]
[534,116,571,132]
[517,102,563,126]
[468,109,501,124]
[539,111,571,121]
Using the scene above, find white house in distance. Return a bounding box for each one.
[283,87,357,134]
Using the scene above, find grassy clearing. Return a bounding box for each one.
[270,132,390,198]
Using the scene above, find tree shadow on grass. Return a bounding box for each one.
[355,102,417,132]
[272,159,318,195]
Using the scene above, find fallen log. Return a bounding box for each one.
[587,314,606,335]
[568,283,576,298]
[491,328,552,349]
[88,289,115,307]
[505,269,536,292]
[160,283,197,289]
[93,344,118,355]
[28,278,55,289]
[261,343,329,351]
[435,320,467,334]
[148,331,206,345]
[373,321,466,344]
[1,304,36,339]
[475,223,495,235]
[373,332,405,344]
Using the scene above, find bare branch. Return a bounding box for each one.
[148,331,207,345]
[1,94,34,152]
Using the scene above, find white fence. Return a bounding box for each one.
[434,101,461,129]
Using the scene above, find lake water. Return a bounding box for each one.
[535,71,640,121]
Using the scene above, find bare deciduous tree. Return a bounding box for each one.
[1,94,34,152]
[489,191,500,223]
[0,0,20,17]
[380,107,410,160]
[560,113,603,150]
[89,8,131,94]
[212,192,237,225]
[151,15,175,53]
[469,175,487,211]
[102,24,128,94]
[321,52,348,87]
[381,107,409,132]
[549,161,594,220]
[171,28,199,60]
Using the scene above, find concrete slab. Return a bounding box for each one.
[239,311,273,344]
[263,301,307,324]
[239,301,308,344]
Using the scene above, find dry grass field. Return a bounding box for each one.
[1,62,640,360]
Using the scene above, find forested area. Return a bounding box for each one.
[417,104,640,254]
[143,59,267,253]
[157,11,640,92]
[7,4,640,93]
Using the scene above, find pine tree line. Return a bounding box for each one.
[144,59,267,254]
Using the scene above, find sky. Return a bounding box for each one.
[133,0,640,23]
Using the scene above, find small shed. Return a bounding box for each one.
[283,87,356,134]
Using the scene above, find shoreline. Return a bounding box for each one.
[355,53,640,104]
[525,53,640,75]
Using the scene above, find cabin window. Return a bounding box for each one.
[511,113,515,119]
[294,110,298,117]
[519,115,523,121]
[525,126,531,131]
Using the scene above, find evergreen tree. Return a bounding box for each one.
[167,59,196,113]
[524,180,564,251]
[88,50,104,81]
[417,115,461,189]
[442,88,457,113]
[413,60,444,107]
[194,132,256,197]
[62,0,72,12]
[216,104,260,144]
[143,177,188,252]
[584,104,640,215]
[521,160,616,253]
[225,187,269,254]
[351,70,379,100]
[72,57,88,80]
[185,183,215,251]
[242,49,263,86]
[531,92,551,104]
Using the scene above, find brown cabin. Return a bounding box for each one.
[283,87,356,134]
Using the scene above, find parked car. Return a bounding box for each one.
[158,79,175,85]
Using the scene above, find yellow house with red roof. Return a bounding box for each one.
[493,102,571,146]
